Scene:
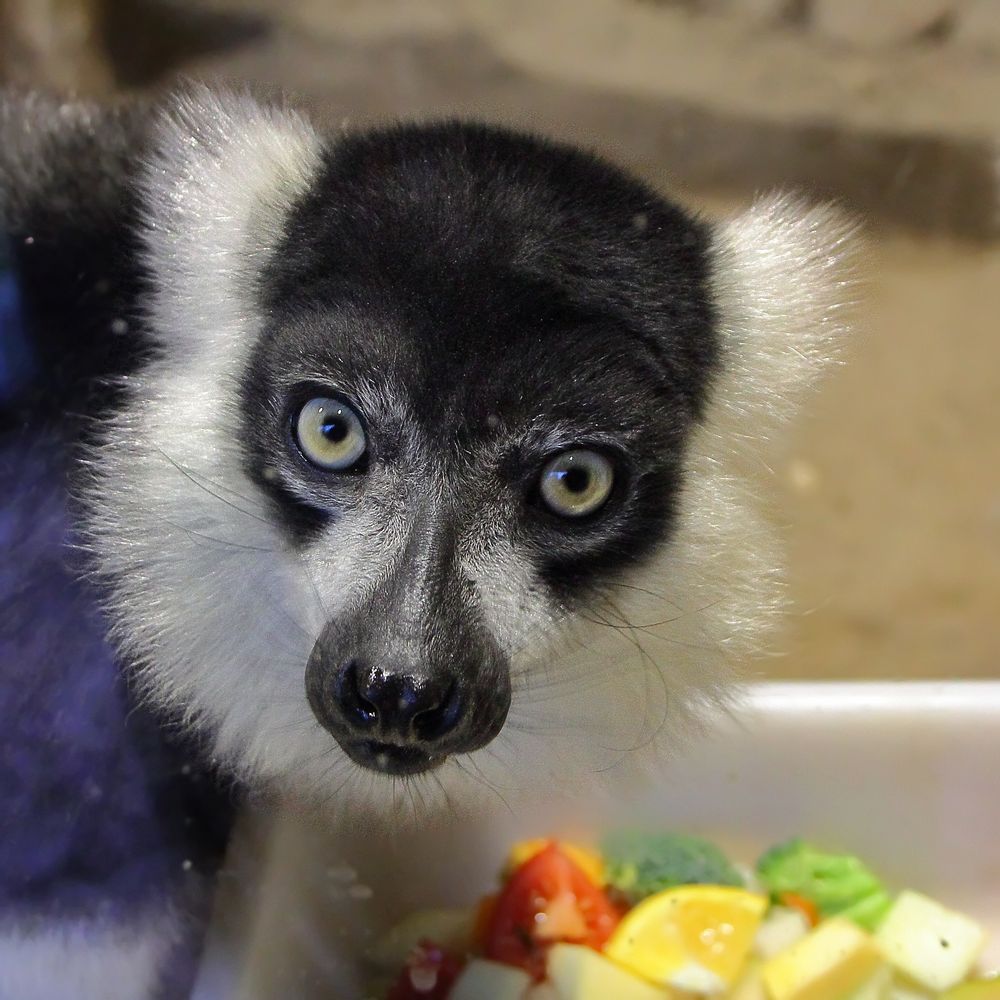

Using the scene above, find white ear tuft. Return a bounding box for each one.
[706,193,861,453]
[140,86,323,352]
[640,196,862,671]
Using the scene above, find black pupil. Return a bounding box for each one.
[320,413,349,443]
[562,467,590,494]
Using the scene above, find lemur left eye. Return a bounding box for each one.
[539,449,615,518]
[294,397,367,471]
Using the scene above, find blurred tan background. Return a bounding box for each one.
[2,0,997,681]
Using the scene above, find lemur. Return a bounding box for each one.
[0,88,856,999]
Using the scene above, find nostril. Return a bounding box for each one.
[413,681,462,742]
[334,661,378,730]
[329,663,463,743]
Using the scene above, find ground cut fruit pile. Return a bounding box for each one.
[369,832,997,1000]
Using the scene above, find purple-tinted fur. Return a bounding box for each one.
[1,102,236,991]
[0,425,233,927]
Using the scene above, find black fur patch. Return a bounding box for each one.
[0,95,154,440]
[246,121,719,595]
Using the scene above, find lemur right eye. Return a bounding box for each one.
[539,449,615,518]
[294,397,368,471]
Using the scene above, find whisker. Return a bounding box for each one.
[158,445,274,511]
[296,556,332,626]
[594,596,677,753]
[153,447,272,526]
[402,775,419,824]
[456,756,515,811]
[248,587,318,648]
[158,517,278,553]
[605,580,671,603]
[316,760,359,812]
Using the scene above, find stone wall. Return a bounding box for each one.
[665,0,1000,52]
[0,0,112,92]
[0,0,267,93]
[10,0,997,237]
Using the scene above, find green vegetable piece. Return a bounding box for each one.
[601,830,742,905]
[838,890,893,929]
[756,838,893,931]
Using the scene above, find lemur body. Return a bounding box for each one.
[0,89,855,998]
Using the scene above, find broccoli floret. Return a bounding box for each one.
[601,831,742,905]
[756,839,893,930]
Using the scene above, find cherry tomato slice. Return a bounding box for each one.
[473,892,499,949]
[386,940,464,1000]
[484,842,622,979]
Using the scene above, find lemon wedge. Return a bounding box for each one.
[605,885,768,992]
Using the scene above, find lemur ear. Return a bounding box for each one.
[639,197,860,667]
[704,194,861,457]
[140,87,323,350]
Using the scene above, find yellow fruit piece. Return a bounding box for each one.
[845,965,893,1000]
[505,838,604,886]
[761,917,884,1000]
[941,980,1000,1000]
[547,943,673,1000]
[605,885,768,991]
[887,985,935,1000]
[730,960,767,1000]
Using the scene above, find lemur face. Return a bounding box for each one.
[235,127,716,777]
[81,92,855,813]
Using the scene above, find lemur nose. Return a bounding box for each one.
[332,660,463,742]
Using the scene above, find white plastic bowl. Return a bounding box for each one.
[193,682,1000,998]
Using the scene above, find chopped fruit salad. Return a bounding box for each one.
[369,833,998,1000]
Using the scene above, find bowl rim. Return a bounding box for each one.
[741,679,1000,713]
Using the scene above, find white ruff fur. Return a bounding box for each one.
[0,916,177,1000]
[81,91,858,821]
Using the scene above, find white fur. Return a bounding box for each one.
[80,89,858,820]
[674,194,859,656]
[0,916,177,1000]
[140,86,322,360]
[81,89,332,790]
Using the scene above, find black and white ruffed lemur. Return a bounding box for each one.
[0,88,856,998]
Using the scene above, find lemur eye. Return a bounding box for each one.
[295,397,367,471]
[539,449,614,518]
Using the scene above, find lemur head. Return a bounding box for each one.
[82,90,856,814]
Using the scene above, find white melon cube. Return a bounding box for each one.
[754,907,812,959]
[547,943,672,1000]
[448,959,533,1000]
[875,891,986,992]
